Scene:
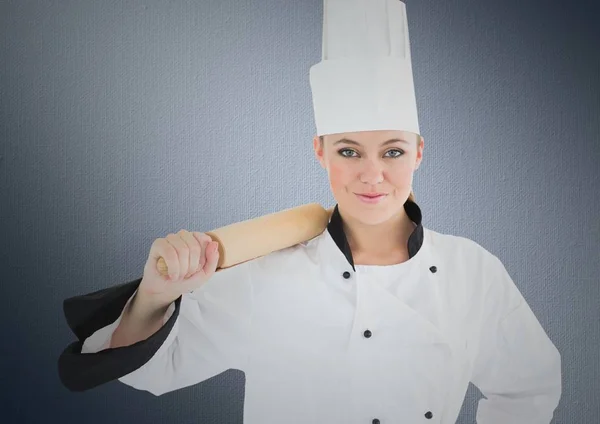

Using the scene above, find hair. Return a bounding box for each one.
[318,135,417,203]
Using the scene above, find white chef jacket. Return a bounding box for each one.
[62,201,562,424]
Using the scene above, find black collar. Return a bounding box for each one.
[326,199,424,271]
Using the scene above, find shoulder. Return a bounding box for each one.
[425,226,521,302]
[424,227,498,262]
[251,230,323,273]
[423,227,510,287]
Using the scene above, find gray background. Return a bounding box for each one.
[1,0,598,423]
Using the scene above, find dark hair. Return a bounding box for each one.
[318,135,417,203]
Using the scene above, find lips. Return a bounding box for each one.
[355,193,388,203]
[356,193,386,197]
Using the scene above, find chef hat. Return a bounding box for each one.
[309,0,420,137]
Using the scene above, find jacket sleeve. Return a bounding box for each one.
[469,253,562,424]
[58,261,255,395]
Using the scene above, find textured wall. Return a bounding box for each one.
[1,0,598,423]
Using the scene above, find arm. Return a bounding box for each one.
[58,260,254,395]
[470,254,562,424]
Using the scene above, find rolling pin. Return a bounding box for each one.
[156,203,334,276]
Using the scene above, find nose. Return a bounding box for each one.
[359,159,384,184]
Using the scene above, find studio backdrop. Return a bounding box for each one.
[1,0,598,423]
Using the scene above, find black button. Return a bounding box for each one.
[425,411,433,419]
[364,329,372,338]
[372,419,380,424]
[429,266,437,273]
[343,271,351,279]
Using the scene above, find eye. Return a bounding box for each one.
[385,149,404,158]
[337,148,405,158]
[338,148,358,157]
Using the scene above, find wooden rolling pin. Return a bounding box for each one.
[156,203,334,276]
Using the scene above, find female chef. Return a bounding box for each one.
[58,1,562,423]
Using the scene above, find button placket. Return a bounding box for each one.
[426,266,437,421]
[360,267,435,424]
[362,273,375,422]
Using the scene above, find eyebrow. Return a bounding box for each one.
[332,138,408,146]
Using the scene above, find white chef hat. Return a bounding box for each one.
[309,0,420,137]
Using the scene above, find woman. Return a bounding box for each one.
[58,1,562,423]
[58,129,561,424]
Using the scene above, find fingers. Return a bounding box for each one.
[202,240,219,275]
[194,232,213,267]
[166,230,215,280]
[165,233,188,280]
[175,230,199,279]
[149,230,217,284]
[148,238,176,280]
[192,232,218,275]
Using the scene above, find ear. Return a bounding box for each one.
[313,135,326,169]
[414,136,424,170]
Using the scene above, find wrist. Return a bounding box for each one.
[130,289,178,322]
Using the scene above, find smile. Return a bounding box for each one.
[355,193,387,204]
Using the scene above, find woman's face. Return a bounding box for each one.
[313,129,423,225]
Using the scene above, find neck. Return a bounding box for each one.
[340,208,416,259]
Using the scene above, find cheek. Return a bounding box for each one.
[390,164,414,184]
[327,162,351,191]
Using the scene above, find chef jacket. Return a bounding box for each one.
[58,199,562,424]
